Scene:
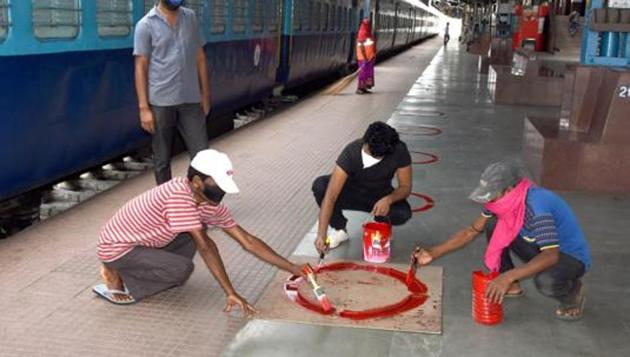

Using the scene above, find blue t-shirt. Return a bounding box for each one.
[484,187,591,269]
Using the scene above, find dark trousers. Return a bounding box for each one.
[485,218,585,305]
[312,175,412,230]
[151,104,208,185]
[104,234,197,301]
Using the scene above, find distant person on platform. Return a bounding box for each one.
[356,19,376,94]
[312,122,412,253]
[93,149,304,315]
[444,22,450,46]
[134,0,211,185]
[413,161,591,321]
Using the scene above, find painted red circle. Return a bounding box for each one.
[394,125,442,136]
[284,262,428,320]
[410,151,439,165]
[410,192,435,213]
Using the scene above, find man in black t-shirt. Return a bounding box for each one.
[312,122,413,252]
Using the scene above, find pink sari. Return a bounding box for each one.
[358,60,375,90]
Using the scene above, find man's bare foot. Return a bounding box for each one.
[100,265,133,303]
[505,281,524,297]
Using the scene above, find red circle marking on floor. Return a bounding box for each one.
[284,262,429,320]
[410,151,439,165]
[410,192,435,213]
[394,125,443,136]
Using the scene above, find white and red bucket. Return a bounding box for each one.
[362,220,392,263]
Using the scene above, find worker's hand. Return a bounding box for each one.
[315,235,328,255]
[201,96,211,116]
[484,273,514,304]
[289,263,307,278]
[413,247,434,266]
[224,293,257,317]
[372,196,392,217]
[139,107,155,134]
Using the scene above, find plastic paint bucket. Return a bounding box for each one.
[362,221,392,263]
[472,270,503,325]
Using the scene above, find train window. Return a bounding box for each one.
[232,0,247,34]
[144,1,154,14]
[185,0,205,23]
[305,0,313,31]
[97,0,132,37]
[32,0,81,39]
[335,6,343,31]
[252,0,263,32]
[0,0,9,40]
[211,0,227,34]
[266,0,279,32]
[329,4,335,31]
[292,0,301,32]
[313,2,320,31]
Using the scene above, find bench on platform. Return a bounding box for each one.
[488,49,565,106]
[523,67,630,192]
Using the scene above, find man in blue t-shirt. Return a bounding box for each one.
[414,161,591,321]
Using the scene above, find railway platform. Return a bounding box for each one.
[0,38,628,357]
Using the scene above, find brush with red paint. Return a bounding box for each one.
[303,263,333,313]
[405,247,421,287]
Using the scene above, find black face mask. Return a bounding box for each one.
[202,184,226,205]
[162,0,183,11]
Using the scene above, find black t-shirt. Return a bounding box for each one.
[336,139,411,195]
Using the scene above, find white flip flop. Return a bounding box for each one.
[92,283,136,305]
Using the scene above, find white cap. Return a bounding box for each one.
[190,149,239,194]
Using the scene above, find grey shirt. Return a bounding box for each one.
[133,6,205,106]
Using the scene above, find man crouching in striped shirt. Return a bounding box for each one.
[93,149,304,315]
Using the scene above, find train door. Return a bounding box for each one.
[276,0,291,84]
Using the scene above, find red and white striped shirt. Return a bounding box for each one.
[97,177,237,262]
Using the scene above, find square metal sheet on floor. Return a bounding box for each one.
[255,256,443,334]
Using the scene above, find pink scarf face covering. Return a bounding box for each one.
[483,178,533,272]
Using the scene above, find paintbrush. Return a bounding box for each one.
[317,237,331,268]
[303,263,333,312]
[405,247,421,287]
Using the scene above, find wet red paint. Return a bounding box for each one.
[284,262,429,321]
[410,151,439,165]
[405,266,416,287]
[410,192,435,213]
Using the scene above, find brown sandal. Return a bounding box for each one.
[555,283,585,321]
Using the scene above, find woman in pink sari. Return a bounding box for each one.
[356,19,376,94]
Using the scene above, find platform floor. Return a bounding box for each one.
[1,39,629,357]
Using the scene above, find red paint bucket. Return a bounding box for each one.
[362,221,392,263]
[472,270,503,325]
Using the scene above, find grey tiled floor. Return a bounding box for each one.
[0,39,444,356]
[222,42,630,356]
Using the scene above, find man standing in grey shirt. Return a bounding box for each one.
[134,0,210,184]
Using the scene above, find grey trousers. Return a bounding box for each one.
[105,234,197,301]
[151,103,208,185]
